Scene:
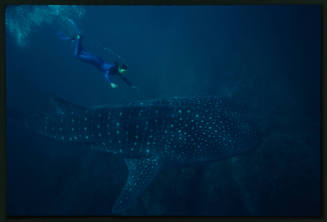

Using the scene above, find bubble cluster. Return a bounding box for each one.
[6,5,85,47]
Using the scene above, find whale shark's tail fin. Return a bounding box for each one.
[11,97,88,141]
[7,106,48,136]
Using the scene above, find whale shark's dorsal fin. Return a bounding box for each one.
[112,155,162,214]
[50,97,86,115]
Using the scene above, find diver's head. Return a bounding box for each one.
[118,64,128,74]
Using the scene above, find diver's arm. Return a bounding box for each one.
[105,70,118,88]
[120,75,135,88]
[104,70,111,83]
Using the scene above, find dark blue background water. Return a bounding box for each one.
[6,5,320,216]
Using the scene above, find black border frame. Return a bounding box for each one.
[0,0,325,221]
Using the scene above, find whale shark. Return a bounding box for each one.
[25,96,261,214]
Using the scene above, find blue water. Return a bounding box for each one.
[6,5,320,216]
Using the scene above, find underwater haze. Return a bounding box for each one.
[6,5,320,216]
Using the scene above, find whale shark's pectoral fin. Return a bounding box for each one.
[112,155,161,214]
[50,97,86,115]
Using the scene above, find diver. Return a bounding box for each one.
[58,20,133,89]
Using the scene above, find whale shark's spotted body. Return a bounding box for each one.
[27,96,261,214]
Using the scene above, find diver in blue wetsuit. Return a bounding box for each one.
[73,33,133,88]
[59,20,133,88]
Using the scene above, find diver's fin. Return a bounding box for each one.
[50,97,86,115]
[112,155,161,214]
[65,18,80,35]
[57,31,73,41]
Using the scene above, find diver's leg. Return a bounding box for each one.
[68,21,105,71]
[73,33,101,65]
[58,19,80,41]
[74,34,82,57]
[77,50,104,67]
